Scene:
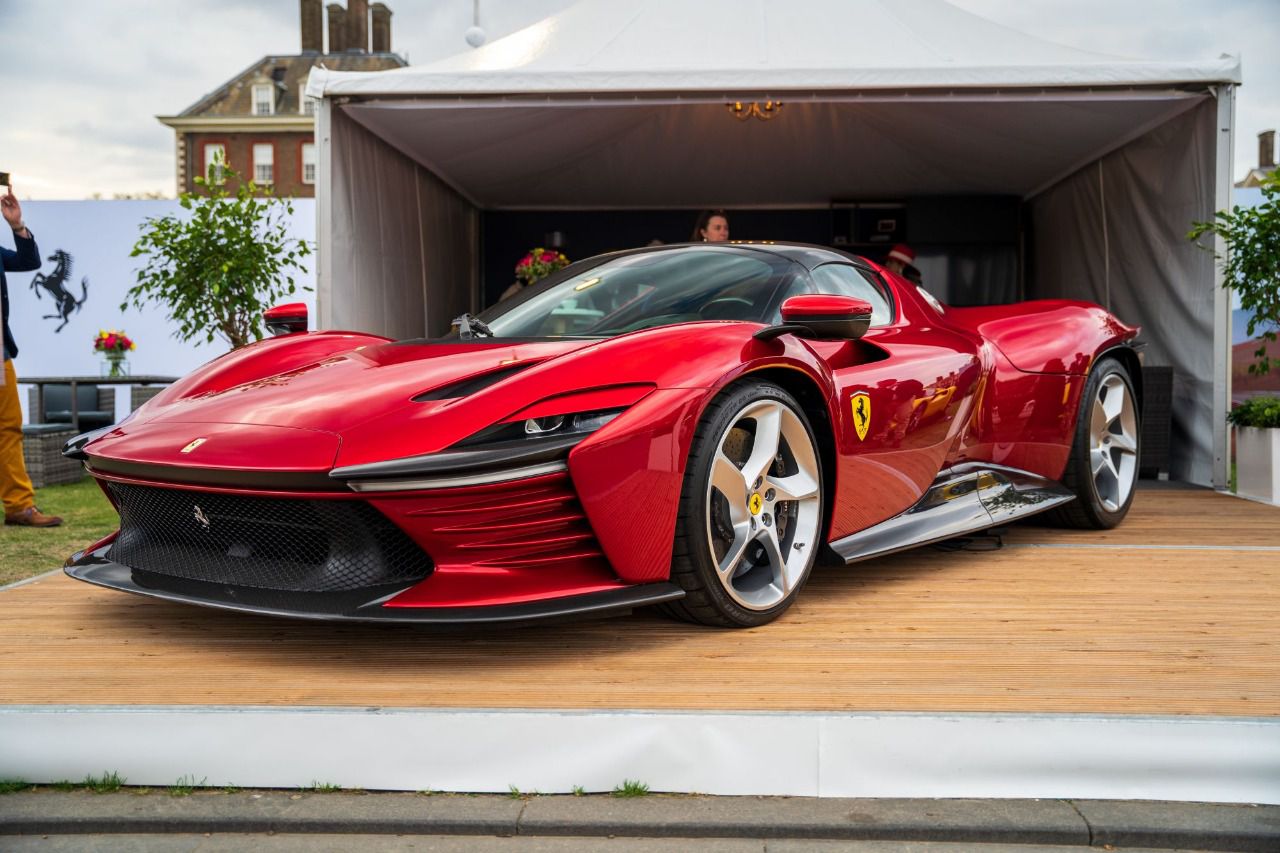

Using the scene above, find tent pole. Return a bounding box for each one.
[315,96,334,331]
[1211,84,1235,491]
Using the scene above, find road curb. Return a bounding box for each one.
[1,792,1277,851]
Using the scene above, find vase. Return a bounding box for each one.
[102,352,130,378]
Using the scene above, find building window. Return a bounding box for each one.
[253,83,275,116]
[299,83,316,116]
[253,143,274,184]
[203,143,226,184]
[301,143,317,184]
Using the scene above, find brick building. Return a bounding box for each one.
[159,0,405,198]
[1235,130,1277,188]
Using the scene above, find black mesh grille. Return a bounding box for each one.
[105,482,433,593]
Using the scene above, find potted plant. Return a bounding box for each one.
[1190,172,1279,499]
[1230,396,1280,503]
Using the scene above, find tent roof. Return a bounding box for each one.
[309,0,1240,98]
[308,0,1238,210]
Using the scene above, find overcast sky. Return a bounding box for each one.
[1,0,1276,199]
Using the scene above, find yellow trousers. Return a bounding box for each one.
[1,360,35,515]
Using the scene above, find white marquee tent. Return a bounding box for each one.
[307,0,1241,486]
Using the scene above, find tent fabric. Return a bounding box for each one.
[1030,101,1217,485]
[325,108,477,340]
[308,0,1239,97]
[338,95,1205,210]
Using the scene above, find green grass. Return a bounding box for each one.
[308,781,344,793]
[169,775,206,797]
[0,478,118,587]
[84,771,126,793]
[611,779,650,798]
[0,780,33,794]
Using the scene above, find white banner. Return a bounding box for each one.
[2,199,315,423]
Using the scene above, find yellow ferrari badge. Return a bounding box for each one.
[749,493,763,515]
[851,392,871,441]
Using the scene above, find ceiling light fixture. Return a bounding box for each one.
[727,101,784,121]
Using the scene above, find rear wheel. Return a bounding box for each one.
[664,381,823,627]
[1049,357,1140,529]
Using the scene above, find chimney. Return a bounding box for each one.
[371,3,391,53]
[300,0,322,53]
[1261,130,1276,170]
[347,0,368,52]
[326,3,346,53]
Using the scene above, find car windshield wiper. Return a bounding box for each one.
[452,313,494,339]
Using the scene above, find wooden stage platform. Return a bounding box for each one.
[3,486,1278,718]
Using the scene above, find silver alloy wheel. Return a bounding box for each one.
[704,398,821,611]
[1089,373,1139,512]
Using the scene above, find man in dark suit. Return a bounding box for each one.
[2,185,62,526]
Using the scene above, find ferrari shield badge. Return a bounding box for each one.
[851,392,871,442]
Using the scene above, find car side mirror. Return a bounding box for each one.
[755,294,874,341]
[264,302,308,336]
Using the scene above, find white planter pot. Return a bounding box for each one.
[1236,426,1280,505]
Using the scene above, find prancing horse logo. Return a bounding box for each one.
[193,505,211,530]
[851,392,871,441]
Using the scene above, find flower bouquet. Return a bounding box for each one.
[515,247,570,285]
[94,329,136,377]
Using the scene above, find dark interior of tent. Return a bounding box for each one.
[480,198,1022,309]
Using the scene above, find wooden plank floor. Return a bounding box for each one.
[2,487,1277,716]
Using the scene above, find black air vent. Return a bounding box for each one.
[413,363,533,402]
[105,482,432,595]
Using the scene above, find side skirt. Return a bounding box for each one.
[830,463,1075,564]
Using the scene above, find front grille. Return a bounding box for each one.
[105,482,433,594]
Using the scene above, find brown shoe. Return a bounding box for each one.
[5,506,64,527]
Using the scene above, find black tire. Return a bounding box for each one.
[663,380,824,627]
[1047,357,1141,529]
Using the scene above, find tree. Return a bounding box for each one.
[125,164,311,349]
[1189,172,1280,375]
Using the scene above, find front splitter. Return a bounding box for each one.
[65,546,685,627]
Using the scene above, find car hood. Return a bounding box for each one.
[84,322,793,475]
[135,339,595,434]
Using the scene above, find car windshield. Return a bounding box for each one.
[479,247,799,338]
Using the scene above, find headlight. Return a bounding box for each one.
[459,408,625,447]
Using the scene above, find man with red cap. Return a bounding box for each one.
[883,243,915,276]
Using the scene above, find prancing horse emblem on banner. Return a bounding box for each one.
[851,392,871,441]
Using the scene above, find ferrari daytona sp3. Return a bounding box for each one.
[65,243,1142,627]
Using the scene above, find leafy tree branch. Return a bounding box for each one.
[1189,172,1280,375]
[126,164,312,350]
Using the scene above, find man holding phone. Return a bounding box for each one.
[1,179,63,527]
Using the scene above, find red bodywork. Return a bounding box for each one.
[74,248,1138,615]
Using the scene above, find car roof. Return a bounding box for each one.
[600,241,877,274]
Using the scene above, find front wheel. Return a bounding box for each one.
[664,381,823,627]
[1049,357,1140,529]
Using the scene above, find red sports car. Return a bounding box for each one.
[65,243,1141,627]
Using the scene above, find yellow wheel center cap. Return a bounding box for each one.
[748,493,763,515]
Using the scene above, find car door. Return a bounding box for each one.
[804,263,983,538]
